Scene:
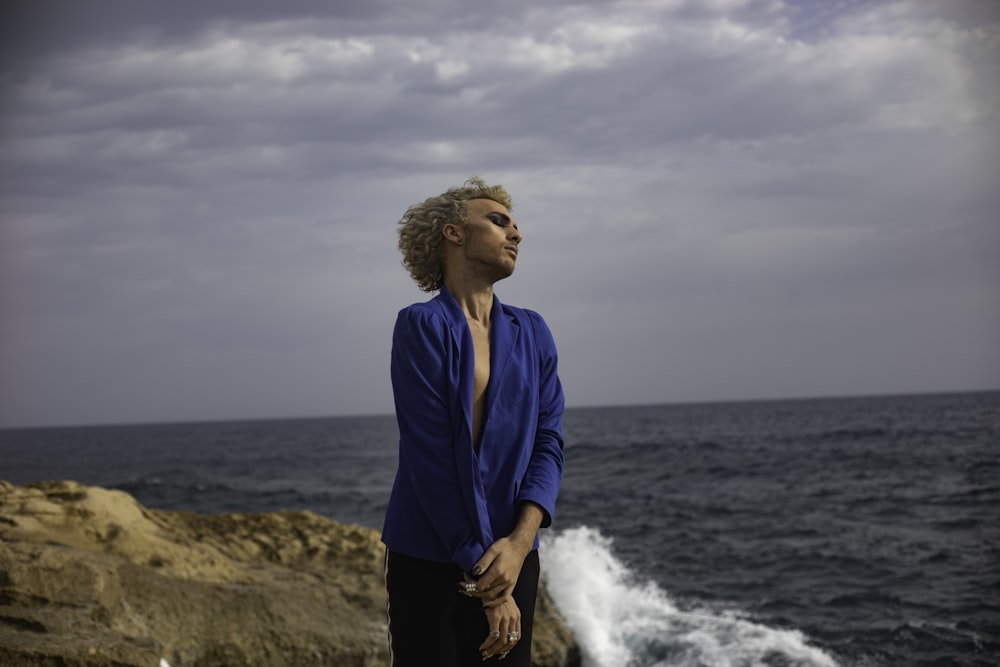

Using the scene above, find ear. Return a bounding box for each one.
[442,223,463,246]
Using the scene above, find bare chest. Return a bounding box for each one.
[466,320,491,449]
[470,325,491,402]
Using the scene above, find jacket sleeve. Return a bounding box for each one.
[391,307,489,572]
[517,311,566,527]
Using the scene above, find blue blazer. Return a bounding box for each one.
[381,286,565,573]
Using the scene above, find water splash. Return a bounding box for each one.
[541,526,839,667]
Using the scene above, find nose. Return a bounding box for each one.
[509,227,523,245]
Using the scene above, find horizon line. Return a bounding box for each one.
[2,387,997,431]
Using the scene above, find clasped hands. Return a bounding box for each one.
[458,536,531,661]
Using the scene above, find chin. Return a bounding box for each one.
[491,267,515,283]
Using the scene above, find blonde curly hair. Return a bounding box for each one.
[398,177,513,292]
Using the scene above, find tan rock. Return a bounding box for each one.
[0,481,580,666]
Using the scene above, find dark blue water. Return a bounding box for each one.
[2,392,998,666]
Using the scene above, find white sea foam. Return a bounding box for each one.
[541,526,839,667]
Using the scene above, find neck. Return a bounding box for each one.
[443,276,494,324]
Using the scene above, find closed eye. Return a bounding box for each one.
[488,213,513,228]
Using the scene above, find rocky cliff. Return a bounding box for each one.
[0,481,579,666]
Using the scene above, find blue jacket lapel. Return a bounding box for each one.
[484,293,520,432]
[433,287,475,444]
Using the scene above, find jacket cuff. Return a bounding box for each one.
[517,492,555,528]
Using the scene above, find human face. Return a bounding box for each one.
[461,198,523,282]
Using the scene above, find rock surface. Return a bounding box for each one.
[0,480,579,666]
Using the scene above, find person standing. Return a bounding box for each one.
[382,177,565,665]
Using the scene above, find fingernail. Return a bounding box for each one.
[472,566,482,577]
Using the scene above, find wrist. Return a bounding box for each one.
[508,526,536,551]
[509,502,544,550]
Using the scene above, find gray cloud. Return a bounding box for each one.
[2,0,998,426]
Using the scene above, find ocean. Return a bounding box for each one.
[1,391,997,666]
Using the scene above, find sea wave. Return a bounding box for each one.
[541,526,839,667]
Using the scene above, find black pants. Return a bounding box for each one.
[385,549,540,666]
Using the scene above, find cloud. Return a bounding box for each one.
[1,0,998,426]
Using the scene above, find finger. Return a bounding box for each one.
[460,586,499,602]
[472,543,501,577]
[481,620,511,658]
[458,585,485,598]
[477,566,518,597]
[476,572,503,594]
[457,577,480,597]
[478,628,503,652]
[474,579,496,595]
[502,626,522,653]
[480,587,514,608]
[458,573,502,598]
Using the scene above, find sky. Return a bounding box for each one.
[1,0,998,428]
